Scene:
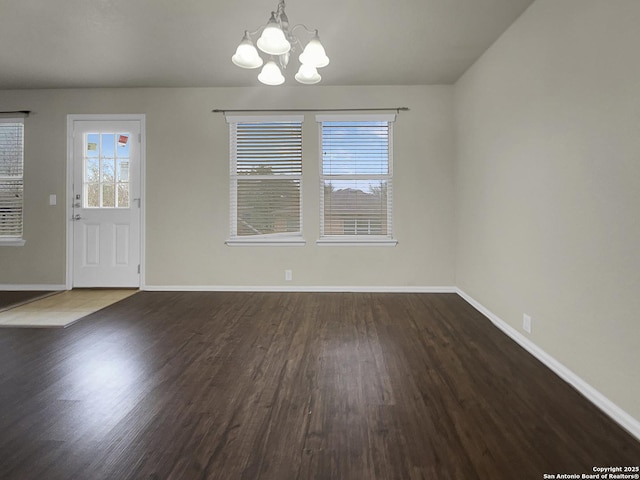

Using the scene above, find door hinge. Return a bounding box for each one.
[137,264,141,274]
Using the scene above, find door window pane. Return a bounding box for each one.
[86,183,100,207]
[83,132,131,208]
[102,183,115,207]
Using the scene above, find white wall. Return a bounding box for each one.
[455,0,640,420]
[0,85,456,289]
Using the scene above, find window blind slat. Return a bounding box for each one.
[320,120,392,238]
[230,120,303,238]
[0,121,24,238]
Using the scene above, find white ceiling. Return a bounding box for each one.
[0,0,535,89]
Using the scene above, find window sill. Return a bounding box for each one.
[317,237,398,247]
[0,238,26,247]
[226,238,306,247]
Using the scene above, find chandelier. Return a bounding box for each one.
[231,0,329,85]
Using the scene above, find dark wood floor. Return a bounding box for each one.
[0,290,55,311]
[0,292,637,480]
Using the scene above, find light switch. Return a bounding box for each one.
[49,194,57,206]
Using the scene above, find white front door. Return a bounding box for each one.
[71,119,142,288]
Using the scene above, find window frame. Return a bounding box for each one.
[225,115,306,247]
[0,117,26,246]
[316,114,397,247]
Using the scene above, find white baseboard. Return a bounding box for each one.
[0,284,66,291]
[456,288,640,442]
[142,285,457,293]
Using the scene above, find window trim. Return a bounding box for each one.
[0,117,25,246]
[0,238,26,246]
[225,115,306,246]
[316,237,397,247]
[316,113,397,247]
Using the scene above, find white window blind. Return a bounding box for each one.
[0,119,24,239]
[318,114,395,242]
[228,116,303,242]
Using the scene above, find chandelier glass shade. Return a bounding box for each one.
[231,0,329,85]
[231,32,264,69]
[257,60,286,86]
[294,64,321,85]
[298,34,329,68]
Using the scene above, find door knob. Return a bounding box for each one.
[73,214,82,220]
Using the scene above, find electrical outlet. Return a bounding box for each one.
[285,269,293,281]
[523,314,532,334]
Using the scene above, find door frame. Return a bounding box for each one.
[66,114,146,290]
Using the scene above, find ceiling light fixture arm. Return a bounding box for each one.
[289,24,316,49]
[290,24,318,35]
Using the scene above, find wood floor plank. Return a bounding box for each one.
[0,291,638,480]
[0,291,56,311]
